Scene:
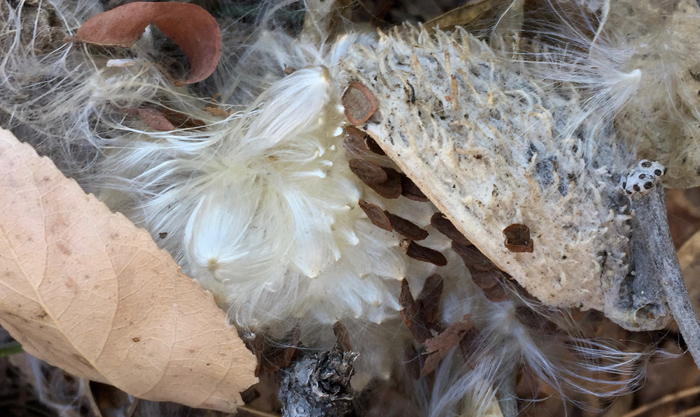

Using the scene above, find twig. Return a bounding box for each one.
[623,160,700,369]
[621,386,700,417]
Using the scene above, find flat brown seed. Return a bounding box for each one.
[343,82,379,125]
[399,279,432,343]
[368,167,402,199]
[401,174,429,202]
[431,213,472,246]
[349,159,388,185]
[333,321,353,352]
[406,241,447,266]
[451,241,497,271]
[417,274,443,325]
[385,212,429,240]
[343,126,369,156]
[482,283,509,303]
[365,136,386,155]
[470,269,500,290]
[358,200,393,231]
[503,223,534,253]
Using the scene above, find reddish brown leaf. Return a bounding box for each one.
[358,200,393,231]
[75,2,221,86]
[385,212,429,241]
[400,174,429,202]
[503,223,534,253]
[349,159,388,185]
[368,167,402,199]
[423,315,474,375]
[343,82,379,125]
[405,241,447,266]
[125,108,175,131]
[431,213,472,246]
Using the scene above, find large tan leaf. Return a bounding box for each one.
[0,128,257,412]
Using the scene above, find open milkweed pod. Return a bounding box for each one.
[337,25,671,331]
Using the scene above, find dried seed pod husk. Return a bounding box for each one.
[339,25,669,330]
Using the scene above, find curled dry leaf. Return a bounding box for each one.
[0,129,257,412]
[75,2,221,86]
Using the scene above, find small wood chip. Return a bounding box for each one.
[417,274,443,325]
[405,241,447,266]
[333,321,353,352]
[385,212,429,240]
[431,213,472,246]
[349,159,388,185]
[343,82,379,125]
[365,136,386,155]
[423,315,474,375]
[368,167,402,199]
[343,126,370,156]
[451,241,497,271]
[358,200,393,231]
[400,174,429,202]
[503,223,534,253]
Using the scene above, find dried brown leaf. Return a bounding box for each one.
[423,315,474,375]
[0,129,257,412]
[75,2,221,86]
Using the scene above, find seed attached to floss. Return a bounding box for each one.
[342,81,379,126]
[502,224,534,253]
[368,167,402,199]
[400,174,429,202]
[349,158,388,185]
[431,213,472,246]
[342,126,370,156]
[403,241,447,266]
[358,200,393,231]
[384,212,429,240]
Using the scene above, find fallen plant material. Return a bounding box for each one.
[384,212,429,240]
[399,276,444,344]
[248,326,301,376]
[358,200,393,231]
[75,2,221,86]
[342,82,379,125]
[502,223,534,253]
[423,315,475,375]
[367,167,402,199]
[125,108,176,131]
[0,129,257,412]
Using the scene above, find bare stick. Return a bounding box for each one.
[623,160,700,369]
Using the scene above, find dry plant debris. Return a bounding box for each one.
[75,2,221,86]
[0,129,257,412]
